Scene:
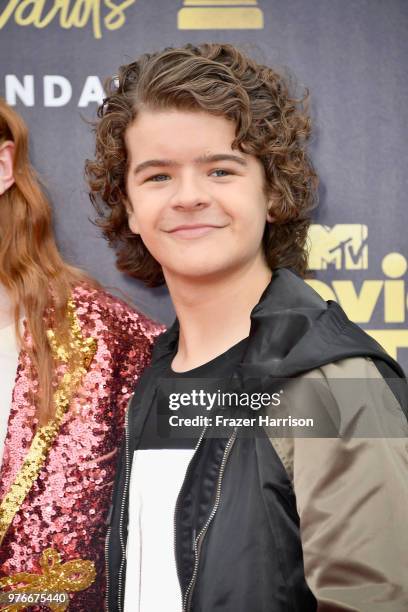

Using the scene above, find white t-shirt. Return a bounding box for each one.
[0,321,20,463]
[125,448,195,612]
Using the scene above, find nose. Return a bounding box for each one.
[170,172,210,212]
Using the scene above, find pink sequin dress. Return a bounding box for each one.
[0,283,163,611]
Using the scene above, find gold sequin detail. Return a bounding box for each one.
[0,548,96,611]
[0,299,97,546]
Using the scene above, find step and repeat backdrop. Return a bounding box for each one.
[0,0,407,369]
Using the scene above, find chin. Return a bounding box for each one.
[168,261,237,283]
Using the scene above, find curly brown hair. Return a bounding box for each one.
[86,43,318,286]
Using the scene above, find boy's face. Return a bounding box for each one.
[125,109,273,284]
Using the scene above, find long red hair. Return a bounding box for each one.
[0,98,90,424]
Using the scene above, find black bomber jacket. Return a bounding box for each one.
[105,268,408,612]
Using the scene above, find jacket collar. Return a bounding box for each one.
[152,268,405,379]
[241,268,405,378]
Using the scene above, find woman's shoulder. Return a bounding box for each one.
[71,281,165,342]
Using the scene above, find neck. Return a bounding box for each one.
[166,260,272,372]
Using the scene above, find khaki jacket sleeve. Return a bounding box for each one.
[276,358,408,611]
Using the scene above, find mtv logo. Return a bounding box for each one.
[308,224,368,270]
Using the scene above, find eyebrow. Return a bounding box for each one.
[133,154,247,175]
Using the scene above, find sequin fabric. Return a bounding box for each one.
[0,284,164,611]
[0,299,97,546]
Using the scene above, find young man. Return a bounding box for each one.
[86,44,408,611]
[0,99,162,610]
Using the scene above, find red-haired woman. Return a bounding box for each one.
[0,99,163,611]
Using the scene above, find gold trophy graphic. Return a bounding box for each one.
[178,0,264,30]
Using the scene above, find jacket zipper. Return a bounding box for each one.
[180,428,238,612]
[173,424,208,601]
[117,400,131,610]
[104,397,132,612]
[104,524,112,611]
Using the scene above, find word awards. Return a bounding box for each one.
[0,0,136,39]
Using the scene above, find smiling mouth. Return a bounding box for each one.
[166,224,225,238]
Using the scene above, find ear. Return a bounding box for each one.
[266,199,276,223]
[125,198,140,235]
[0,141,15,195]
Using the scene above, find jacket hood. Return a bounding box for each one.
[152,268,405,380]
[239,268,405,379]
